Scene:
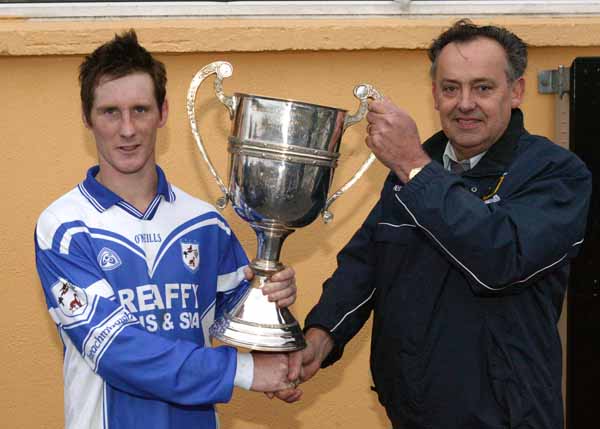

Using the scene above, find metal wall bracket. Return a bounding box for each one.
[537,65,571,148]
[538,66,570,98]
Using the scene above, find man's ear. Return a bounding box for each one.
[432,81,440,111]
[511,77,525,109]
[158,98,169,128]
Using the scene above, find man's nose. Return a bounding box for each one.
[120,112,135,138]
[458,89,476,111]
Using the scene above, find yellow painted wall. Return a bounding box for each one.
[1,16,599,429]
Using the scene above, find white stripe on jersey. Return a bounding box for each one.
[217,266,247,293]
[89,232,146,260]
[60,226,90,254]
[62,331,105,429]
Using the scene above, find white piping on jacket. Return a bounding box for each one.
[393,194,582,291]
[331,288,376,333]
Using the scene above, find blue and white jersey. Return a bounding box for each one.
[35,166,250,429]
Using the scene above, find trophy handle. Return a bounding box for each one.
[322,84,383,223]
[187,61,237,210]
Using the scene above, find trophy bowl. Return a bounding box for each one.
[187,61,381,351]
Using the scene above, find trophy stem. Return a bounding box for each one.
[209,223,306,351]
[251,222,293,271]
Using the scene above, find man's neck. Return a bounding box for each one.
[96,166,158,213]
[443,143,487,171]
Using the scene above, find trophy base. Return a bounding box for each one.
[210,313,306,352]
[210,285,306,352]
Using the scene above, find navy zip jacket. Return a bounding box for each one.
[305,109,592,429]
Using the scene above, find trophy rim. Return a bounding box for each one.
[234,92,349,113]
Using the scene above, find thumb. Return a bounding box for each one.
[243,266,254,281]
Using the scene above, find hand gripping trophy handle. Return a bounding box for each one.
[187,61,382,351]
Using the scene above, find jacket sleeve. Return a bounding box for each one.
[35,212,238,406]
[304,199,380,367]
[395,145,592,296]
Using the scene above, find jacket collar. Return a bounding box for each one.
[423,108,527,177]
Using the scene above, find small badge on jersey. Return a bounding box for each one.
[181,240,200,272]
[97,247,122,271]
[52,279,88,317]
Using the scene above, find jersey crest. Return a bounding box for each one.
[97,247,122,271]
[181,240,200,272]
[52,279,88,317]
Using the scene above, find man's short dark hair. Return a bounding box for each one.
[79,29,167,124]
[428,19,528,82]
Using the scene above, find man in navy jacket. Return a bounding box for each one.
[279,20,592,429]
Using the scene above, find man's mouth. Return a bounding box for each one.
[118,144,140,152]
[455,118,481,129]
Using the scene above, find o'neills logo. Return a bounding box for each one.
[134,233,162,244]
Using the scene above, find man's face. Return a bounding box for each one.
[84,72,168,179]
[432,37,525,160]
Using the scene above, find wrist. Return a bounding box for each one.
[306,327,334,363]
[401,158,431,183]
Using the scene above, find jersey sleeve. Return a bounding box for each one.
[213,219,250,319]
[35,210,238,406]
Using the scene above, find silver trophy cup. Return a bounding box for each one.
[187,61,381,351]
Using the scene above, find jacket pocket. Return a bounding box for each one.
[373,222,418,283]
[374,222,418,244]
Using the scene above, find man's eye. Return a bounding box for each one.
[442,86,457,94]
[476,85,492,92]
[134,106,148,113]
[104,108,118,115]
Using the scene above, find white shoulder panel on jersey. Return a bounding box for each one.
[36,187,86,251]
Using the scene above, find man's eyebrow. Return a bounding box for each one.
[94,104,117,110]
[471,78,495,84]
[439,77,495,84]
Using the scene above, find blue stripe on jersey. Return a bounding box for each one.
[52,222,146,261]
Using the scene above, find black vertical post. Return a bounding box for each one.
[567,57,600,429]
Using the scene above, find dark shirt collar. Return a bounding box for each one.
[79,165,175,213]
[423,108,526,176]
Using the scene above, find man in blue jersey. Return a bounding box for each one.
[35,30,299,429]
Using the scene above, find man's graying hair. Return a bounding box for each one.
[428,19,528,82]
